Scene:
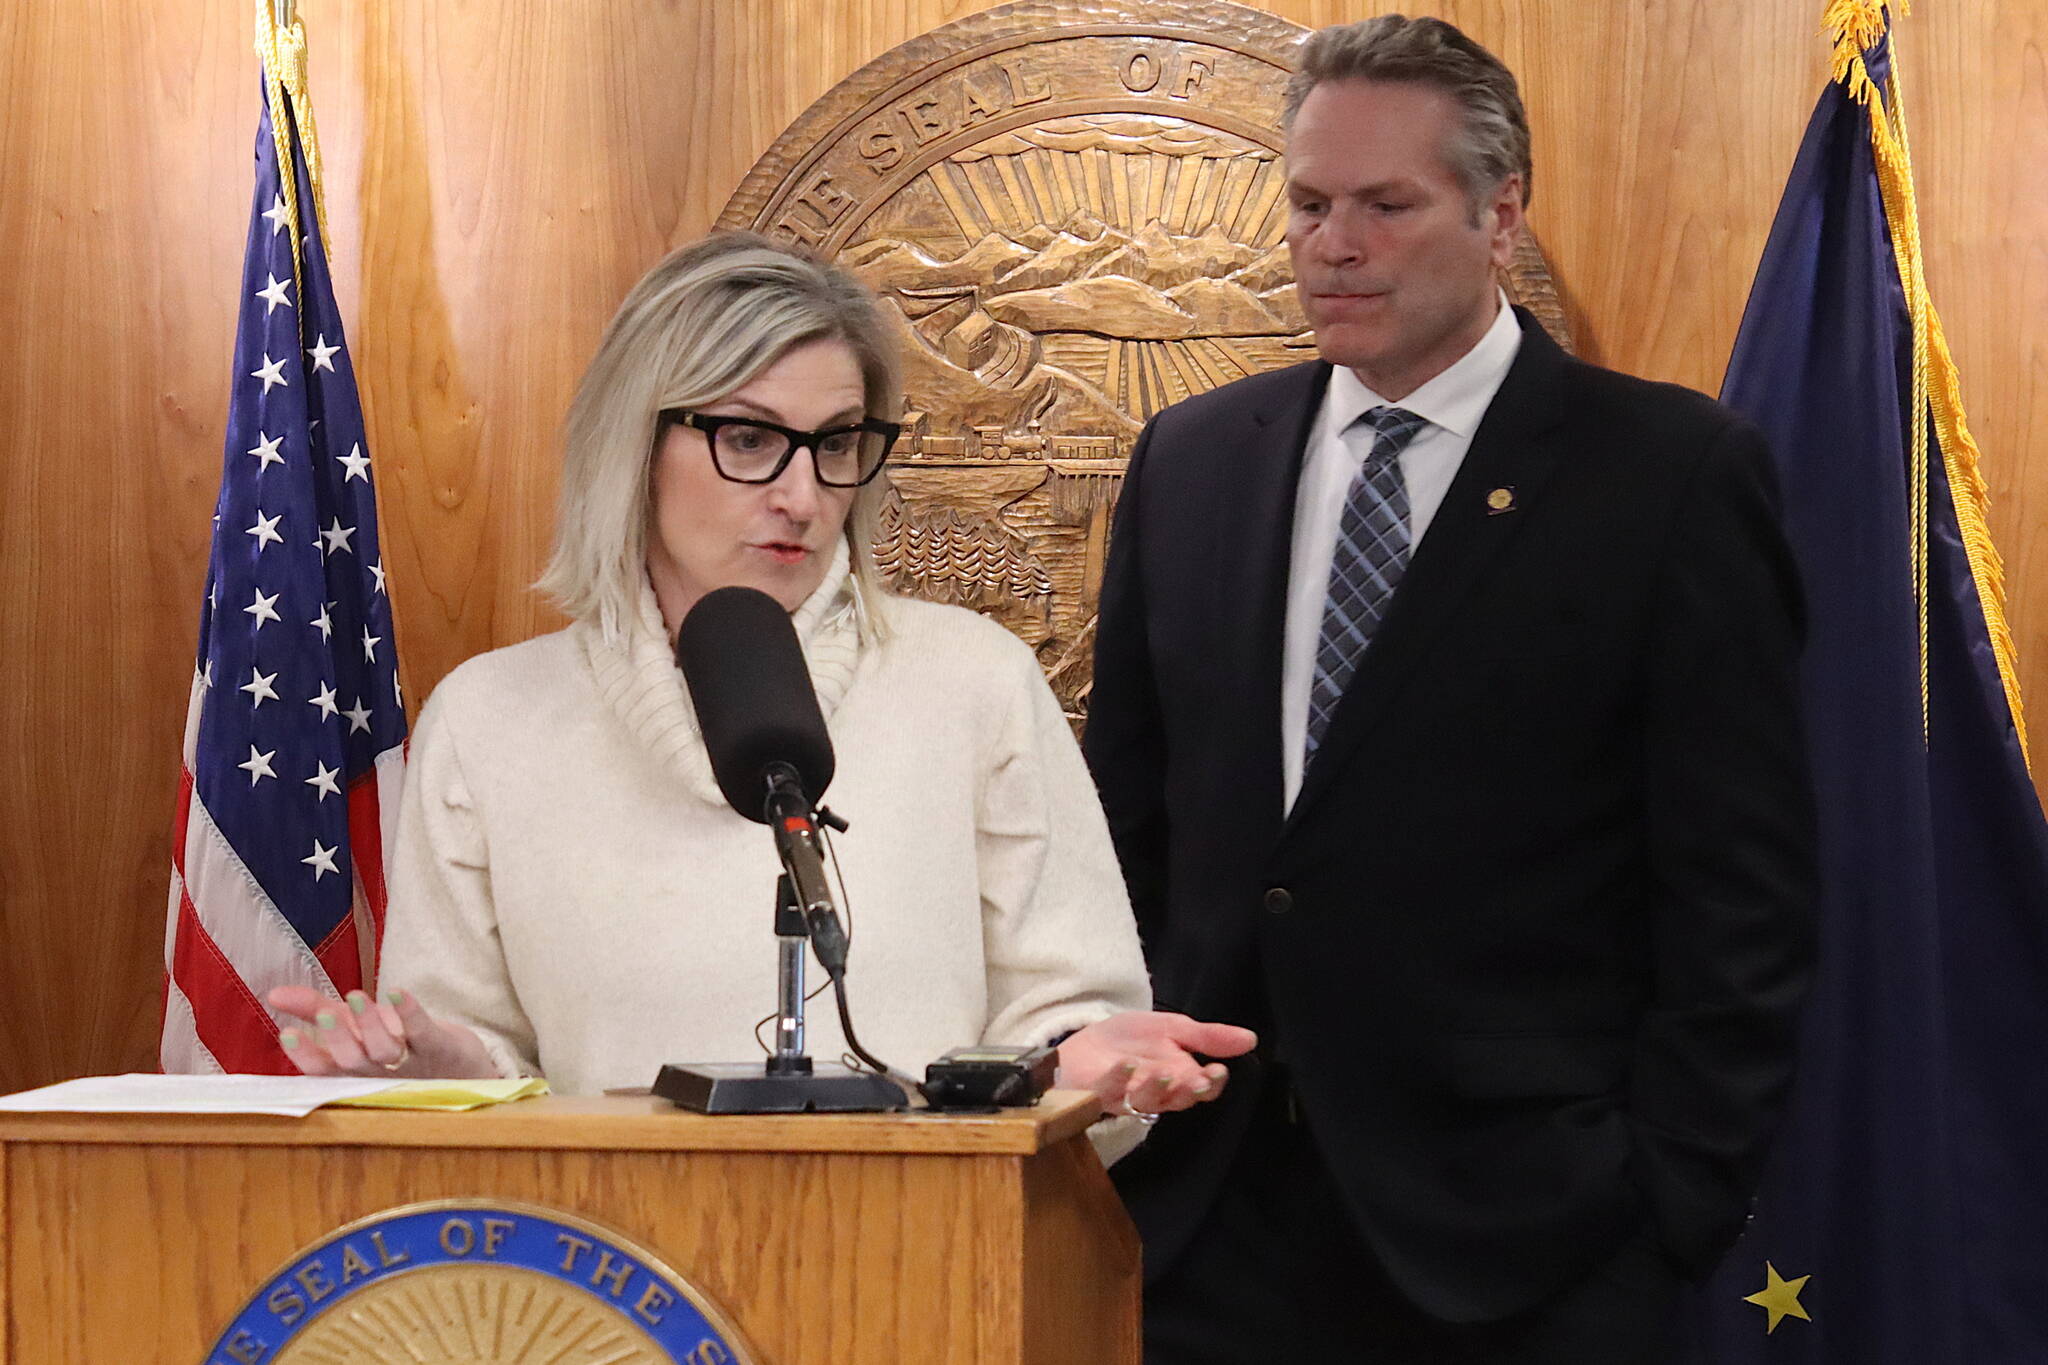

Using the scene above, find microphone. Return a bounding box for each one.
[674,586,834,822]
[655,586,903,1114]
[675,586,847,976]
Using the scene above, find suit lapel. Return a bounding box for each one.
[1229,362,1331,837]
[1283,315,1574,835]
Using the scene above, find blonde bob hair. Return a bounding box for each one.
[538,232,902,638]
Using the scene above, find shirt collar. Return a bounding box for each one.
[1324,289,1524,441]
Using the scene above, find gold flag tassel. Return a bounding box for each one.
[253,0,332,353]
[1824,0,2030,761]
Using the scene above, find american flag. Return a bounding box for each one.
[161,76,405,1073]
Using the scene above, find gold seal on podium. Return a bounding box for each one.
[206,1200,756,1365]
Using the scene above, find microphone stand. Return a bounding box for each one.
[654,774,907,1115]
[769,873,810,1075]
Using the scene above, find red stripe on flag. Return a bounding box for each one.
[169,877,295,1075]
[314,911,363,997]
[348,763,391,954]
[160,768,196,1060]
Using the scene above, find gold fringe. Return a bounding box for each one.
[1832,1,2031,761]
[1824,0,1904,103]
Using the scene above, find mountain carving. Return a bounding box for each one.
[985,274,1296,339]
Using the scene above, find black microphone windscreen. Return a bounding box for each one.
[674,586,836,822]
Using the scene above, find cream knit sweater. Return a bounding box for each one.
[381,547,1152,1110]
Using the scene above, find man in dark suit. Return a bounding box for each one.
[1083,16,1817,1363]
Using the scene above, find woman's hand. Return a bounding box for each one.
[266,985,500,1080]
[1056,1011,1258,1118]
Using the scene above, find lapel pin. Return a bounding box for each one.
[1485,486,1517,516]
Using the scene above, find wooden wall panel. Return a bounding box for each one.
[0,0,249,1090]
[1908,2,2048,714]
[1,0,2043,1092]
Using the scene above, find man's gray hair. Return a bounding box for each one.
[537,232,901,639]
[1282,15,1532,212]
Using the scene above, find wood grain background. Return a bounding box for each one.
[2,0,2043,1094]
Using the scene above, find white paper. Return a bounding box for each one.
[0,1073,405,1117]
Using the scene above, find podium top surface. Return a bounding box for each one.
[0,1089,1105,1156]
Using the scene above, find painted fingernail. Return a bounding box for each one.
[1119,1061,1138,1074]
[1194,1080,1212,1096]
[316,1012,336,1030]
[346,992,368,1014]
[280,1030,300,1049]
[385,989,404,1006]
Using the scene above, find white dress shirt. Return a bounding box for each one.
[1280,293,1524,810]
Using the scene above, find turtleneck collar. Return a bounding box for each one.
[575,539,864,804]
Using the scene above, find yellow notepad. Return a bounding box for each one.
[326,1078,550,1111]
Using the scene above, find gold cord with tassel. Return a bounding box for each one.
[1824,0,2030,760]
[252,0,331,354]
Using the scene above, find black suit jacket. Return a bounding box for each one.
[1084,311,1817,1324]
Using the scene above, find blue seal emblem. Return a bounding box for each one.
[205,1200,756,1364]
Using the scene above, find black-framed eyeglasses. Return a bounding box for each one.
[659,410,900,488]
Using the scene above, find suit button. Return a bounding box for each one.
[1263,887,1293,915]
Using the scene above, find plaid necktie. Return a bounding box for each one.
[1305,405,1427,760]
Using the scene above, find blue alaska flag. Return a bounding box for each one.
[1687,5,2048,1361]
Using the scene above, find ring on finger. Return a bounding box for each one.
[1115,1096,1161,1125]
[381,1042,411,1073]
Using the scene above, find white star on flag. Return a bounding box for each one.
[251,354,288,394]
[369,560,387,594]
[305,763,341,801]
[342,699,373,735]
[244,588,281,628]
[202,659,215,688]
[254,273,293,314]
[306,334,340,373]
[245,510,283,551]
[319,518,356,556]
[238,745,277,786]
[337,443,370,482]
[302,841,339,880]
[239,667,280,707]
[310,601,334,640]
[261,193,290,235]
[361,627,381,663]
[247,431,284,471]
[308,681,339,720]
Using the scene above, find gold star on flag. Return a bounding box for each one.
[1744,1262,1812,1334]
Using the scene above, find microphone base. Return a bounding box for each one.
[653,1060,908,1114]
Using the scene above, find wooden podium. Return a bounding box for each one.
[0,1091,1139,1364]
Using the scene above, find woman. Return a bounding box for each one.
[271,232,1251,1133]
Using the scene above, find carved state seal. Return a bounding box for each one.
[203,1201,755,1365]
[723,1,1571,717]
